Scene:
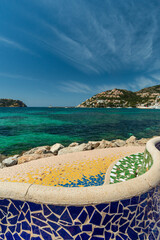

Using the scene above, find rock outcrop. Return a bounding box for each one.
[0,135,150,167]
[0,99,27,107]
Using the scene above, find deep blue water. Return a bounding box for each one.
[0,107,160,155]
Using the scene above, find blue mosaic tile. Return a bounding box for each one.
[102,214,114,225]
[22,221,31,231]
[110,201,119,213]
[80,232,90,239]
[48,221,60,231]
[6,231,14,240]
[96,203,109,212]
[31,237,41,240]
[58,228,73,239]
[47,213,59,223]
[112,224,118,232]
[26,210,31,223]
[105,222,110,231]
[90,210,102,225]
[82,224,92,232]
[93,227,104,236]
[63,225,81,236]
[32,217,47,227]
[68,206,83,220]
[13,233,22,240]
[78,210,88,224]
[60,209,73,224]
[0,199,10,206]
[32,224,40,235]
[0,185,158,239]
[119,221,130,233]
[48,205,65,215]
[20,231,31,239]
[28,202,42,212]
[43,205,51,216]
[40,229,52,240]
[105,231,112,240]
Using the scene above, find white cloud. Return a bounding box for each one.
[130,77,157,91]
[0,36,35,55]
[0,72,38,81]
[59,81,92,93]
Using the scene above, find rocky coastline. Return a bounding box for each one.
[0,135,153,169]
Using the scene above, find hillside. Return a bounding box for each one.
[0,99,27,107]
[77,85,160,108]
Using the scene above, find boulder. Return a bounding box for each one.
[69,142,79,147]
[126,136,136,144]
[23,146,51,155]
[114,139,126,147]
[58,143,88,155]
[18,153,53,164]
[2,155,19,167]
[0,154,7,162]
[97,140,111,149]
[137,138,150,145]
[50,143,64,155]
[87,141,100,149]
[0,162,5,169]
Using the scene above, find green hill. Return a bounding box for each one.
[77,85,160,108]
[0,99,27,107]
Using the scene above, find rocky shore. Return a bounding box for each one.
[0,136,153,169]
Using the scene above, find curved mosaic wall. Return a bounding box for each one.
[0,138,159,239]
[0,185,159,239]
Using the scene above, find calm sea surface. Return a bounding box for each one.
[0,107,160,155]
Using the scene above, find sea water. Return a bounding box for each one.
[0,107,160,155]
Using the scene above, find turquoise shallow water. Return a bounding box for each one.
[0,107,160,155]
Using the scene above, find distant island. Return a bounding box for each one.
[0,99,27,107]
[77,85,160,108]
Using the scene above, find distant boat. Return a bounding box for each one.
[48,106,53,108]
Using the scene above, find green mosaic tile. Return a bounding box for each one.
[109,150,153,184]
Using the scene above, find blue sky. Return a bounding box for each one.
[0,0,160,106]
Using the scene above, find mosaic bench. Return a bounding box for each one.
[0,138,159,239]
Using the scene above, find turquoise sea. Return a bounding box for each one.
[0,107,160,155]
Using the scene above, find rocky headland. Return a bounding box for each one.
[0,135,153,168]
[0,99,27,107]
[77,85,160,108]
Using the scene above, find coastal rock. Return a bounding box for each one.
[50,143,64,155]
[18,153,53,164]
[87,141,100,149]
[126,136,136,144]
[114,139,126,147]
[0,154,7,162]
[0,163,5,169]
[58,143,88,155]
[97,140,111,149]
[69,142,79,147]
[2,155,19,167]
[137,138,150,145]
[23,146,51,155]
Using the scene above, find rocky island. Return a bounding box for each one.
[77,85,160,108]
[0,99,27,107]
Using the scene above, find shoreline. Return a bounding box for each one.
[0,135,154,168]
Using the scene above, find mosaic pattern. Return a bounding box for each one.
[0,185,159,239]
[110,151,153,184]
[0,150,137,187]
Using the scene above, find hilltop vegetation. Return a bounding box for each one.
[0,99,27,107]
[77,85,160,108]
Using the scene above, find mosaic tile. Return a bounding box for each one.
[0,178,159,239]
[109,151,154,184]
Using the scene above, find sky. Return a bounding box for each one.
[0,0,160,107]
